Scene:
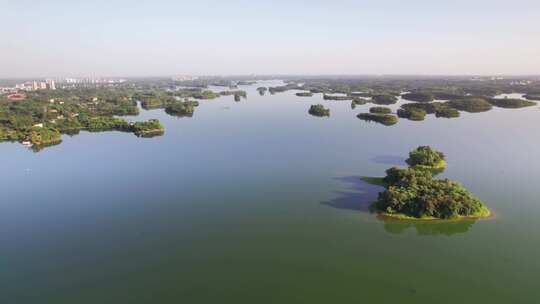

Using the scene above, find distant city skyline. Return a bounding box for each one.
[1,0,539,78]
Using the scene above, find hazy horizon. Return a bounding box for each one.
[2,0,539,78]
[3,74,540,81]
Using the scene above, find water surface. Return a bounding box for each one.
[1,81,539,303]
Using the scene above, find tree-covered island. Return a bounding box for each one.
[308,104,330,117]
[165,100,200,117]
[323,94,352,101]
[397,108,427,121]
[357,113,398,126]
[405,146,446,170]
[372,94,398,105]
[370,146,490,220]
[487,98,536,108]
[401,92,434,102]
[369,106,392,114]
[130,119,165,137]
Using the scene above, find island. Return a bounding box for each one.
[372,94,398,105]
[371,146,490,220]
[357,113,398,126]
[445,98,493,113]
[308,104,330,117]
[488,98,536,108]
[432,92,465,100]
[397,108,427,121]
[351,98,368,109]
[369,106,392,114]
[323,94,352,101]
[401,92,434,102]
[215,90,247,101]
[165,100,199,117]
[277,77,540,121]
[434,107,460,118]
[296,92,314,97]
[131,119,165,137]
[405,145,446,170]
[399,102,460,120]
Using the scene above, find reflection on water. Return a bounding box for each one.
[322,176,381,212]
[330,175,478,236]
[382,218,476,236]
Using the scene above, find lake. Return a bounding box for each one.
[1,81,539,303]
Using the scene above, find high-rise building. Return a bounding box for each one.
[46,79,56,90]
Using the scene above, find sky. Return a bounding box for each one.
[1,0,539,77]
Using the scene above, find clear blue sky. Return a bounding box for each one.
[1,0,539,77]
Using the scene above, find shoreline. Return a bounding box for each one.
[376,208,494,222]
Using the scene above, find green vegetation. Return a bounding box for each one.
[445,98,493,113]
[217,90,247,102]
[371,147,490,220]
[165,100,199,117]
[357,113,398,126]
[25,126,62,146]
[435,107,460,118]
[277,76,540,107]
[397,108,427,121]
[268,83,303,94]
[220,90,247,98]
[488,98,536,108]
[131,119,164,137]
[400,102,460,119]
[192,90,221,100]
[402,92,434,102]
[372,94,398,105]
[432,92,465,100]
[399,98,492,119]
[406,146,446,170]
[323,94,352,101]
[308,104,330,117]
[138,88,246,106]
[137,91,174,109]
[3,76,540,151]
[0,88,165,150]
[369,106,392,114]
[401,102,442,114]
[296,92,314,97]
[80,116,131,132]
[351,98,368,109]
